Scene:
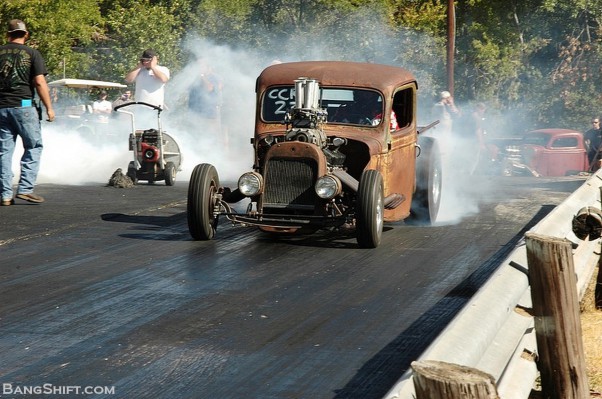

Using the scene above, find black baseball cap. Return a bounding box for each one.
[141,49,156,59]
[7,19,27,33]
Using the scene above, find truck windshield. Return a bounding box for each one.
[262,86,383,126]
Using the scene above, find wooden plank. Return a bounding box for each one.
[525,232,590,399]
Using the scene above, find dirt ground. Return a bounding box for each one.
[581,265,602,397]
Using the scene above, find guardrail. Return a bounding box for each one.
[384,171,602,399]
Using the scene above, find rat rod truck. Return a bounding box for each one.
[187,61,442,248]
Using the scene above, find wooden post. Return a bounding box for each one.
[525,232,590,399]
[411,360,499,399]
[446,0,455,96]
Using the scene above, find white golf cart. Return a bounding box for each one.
[47,78,127,137]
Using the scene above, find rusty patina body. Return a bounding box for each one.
[254,61,419,221]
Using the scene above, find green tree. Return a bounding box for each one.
[0,0,104,79]
[99,0,184,83]
[5,0,602,132]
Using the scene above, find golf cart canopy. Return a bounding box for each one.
[48,79,127,89]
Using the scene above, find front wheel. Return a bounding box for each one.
[187,163,220,240]
[356,169,384,248]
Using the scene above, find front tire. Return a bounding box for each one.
[187,163,220,240]
[356,169,384,248]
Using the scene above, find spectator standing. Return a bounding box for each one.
[188,61,223,120]
[432,90,461,135]
[50,87,59,104]
[91,90,112,126]
[0,19,54,206]
[49,86,64,115]
[584,117,602,166]
[125,49,170,108]
[464,102,498,173]
[187,60,225,144]
[112,90,132,109]
[467,102,487,148]
[92,91,112,114]
[110,89,133,128]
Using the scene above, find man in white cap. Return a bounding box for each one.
[432,90,461,135]
[438,91,460,118]
[0,19,54,206]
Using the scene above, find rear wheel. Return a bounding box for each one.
[412,136,442,224]
[165,161,176,186]
[356,169,384,248]
[187,163,220,240]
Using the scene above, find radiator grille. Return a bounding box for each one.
[263,158,317,208]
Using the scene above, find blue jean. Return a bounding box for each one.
[0,107,43,200]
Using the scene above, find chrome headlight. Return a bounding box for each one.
[315,175,342,199]
[238,172,263,196]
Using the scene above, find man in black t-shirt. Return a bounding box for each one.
[0,19,54,206]
[584,117,602,166]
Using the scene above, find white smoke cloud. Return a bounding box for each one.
[13,30,492,226]
[427,129,485,224]
[161,36,264,182]
[11,127,130,185]
[21,37,263,186]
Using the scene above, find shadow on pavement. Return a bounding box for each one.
[332,204,555,399]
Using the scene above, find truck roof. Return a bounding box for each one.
[256,61,417,95]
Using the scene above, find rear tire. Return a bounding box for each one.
[187,163,220,240]
[356,169,384,248]
[412,136,442,224]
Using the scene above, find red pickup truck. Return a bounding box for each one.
[500,128,589,176]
